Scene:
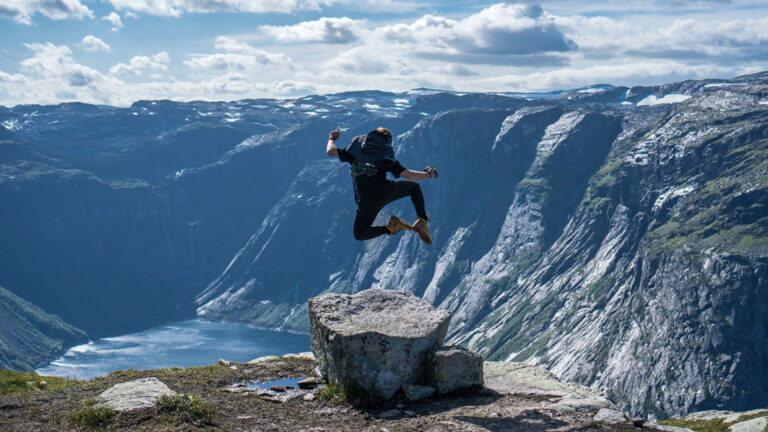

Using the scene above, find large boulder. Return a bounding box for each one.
[309,289,452,399]
[427,345,484,394]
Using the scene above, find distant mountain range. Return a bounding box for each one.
[1,73,766,417]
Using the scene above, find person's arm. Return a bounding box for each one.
[400,168,438,181]
[326,127,341,157]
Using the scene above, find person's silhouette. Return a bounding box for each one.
[325,126,437,243]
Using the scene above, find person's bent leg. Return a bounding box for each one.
[388,180,432,244]
[389,181,428,220]
[353,201,389,240]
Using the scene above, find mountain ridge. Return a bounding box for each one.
[0,72,765,417]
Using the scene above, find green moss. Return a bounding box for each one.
[317,382,359,405]
[67,404,115,430]
[157,394,216,426]
[0,369,79,396]
[659,410,768,432]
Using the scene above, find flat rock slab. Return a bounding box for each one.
[309,289,452,399]
[684,409,768,424]
[729,416,768,432]
[96,377,176,411]
[224,382,308,403]
[483,361,614,411]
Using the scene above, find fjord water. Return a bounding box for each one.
[36,320,310,379]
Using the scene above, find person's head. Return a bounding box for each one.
[375,127,392,142]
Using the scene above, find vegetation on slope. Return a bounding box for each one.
[0,285,88,371]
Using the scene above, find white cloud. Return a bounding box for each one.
[555,14,768,62]
[482,61,737,91]
[102,11,123,31]
[80,35,111,52]
[106,0,334,17]
[183,37,294,70]
[375,4,574,65]
[21,43,103,87]
[2,2,768,107]
[110,52,171,75]
[0,0,93,24]
[261,17,361,44]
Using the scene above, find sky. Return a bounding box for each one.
[0,0,767,107]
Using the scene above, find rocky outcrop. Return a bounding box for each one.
[96,377,176,411]
[309,289,452,399]
[427,346,484,394]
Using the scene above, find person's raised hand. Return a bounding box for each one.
[329,126,341,141]
[424,166,439,179]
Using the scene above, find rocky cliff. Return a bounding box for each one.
[194,75,768,417]
[1,74,766,416]
[0,285,87,371]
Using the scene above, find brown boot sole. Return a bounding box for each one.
[387,215,412,235]
[412,219,432,244]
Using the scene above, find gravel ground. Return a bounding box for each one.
[0,357,651,431]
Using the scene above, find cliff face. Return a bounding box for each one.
[194,76,768,417]
[452,85,768,417]
[1,75,766,415]
[0,285,87,371]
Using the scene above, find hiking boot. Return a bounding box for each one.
[412,217,432,244]
[386,215,412,236]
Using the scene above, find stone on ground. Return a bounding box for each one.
[283,352,315,361]
[729,416,768,432]
[309,288,452,400]
[402,384,435,401]
[248,355,281,364]
[593,408,626,423]
[96,377,176,411]
[428,345,483,394]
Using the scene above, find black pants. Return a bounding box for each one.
[353,181,428,241]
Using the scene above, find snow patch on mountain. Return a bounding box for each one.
[637,94,691,106]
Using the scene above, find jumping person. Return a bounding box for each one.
[325,126,438,243]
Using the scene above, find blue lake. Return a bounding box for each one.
[36,319,310,380]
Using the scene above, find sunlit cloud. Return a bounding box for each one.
[110,52,171,76]
[105,0,335,17]
[80,36,111,52]
[0,2,767,106]
[261,17,361,44]
[102,11,123,31]
[0,0,93,24]
[183,37,294,70]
